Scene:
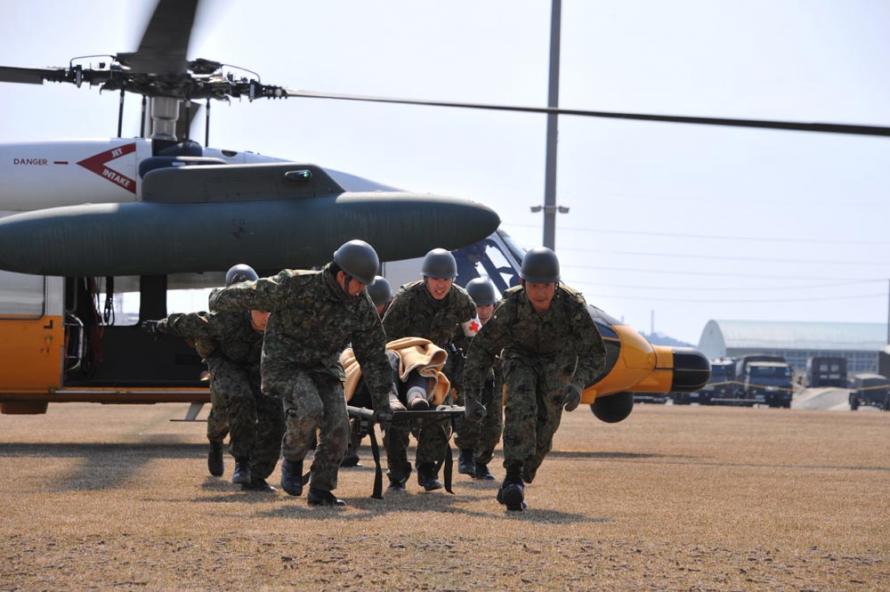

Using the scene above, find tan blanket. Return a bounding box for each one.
[340,337,451,405]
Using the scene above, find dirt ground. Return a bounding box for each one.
[0,403,887,591]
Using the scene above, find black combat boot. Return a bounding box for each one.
[231,458,252,485]
[280,459,303,497]
[497,464,526,511]
[417,463,443,491]
[458,449,475,476]
[387,474,408,494]
[242,477,276,493]
[474,462,495,481]
[307,487,346,507]
[340,452,360,467]
[207,441,224,477]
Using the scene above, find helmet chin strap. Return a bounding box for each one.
[341,271,363,297]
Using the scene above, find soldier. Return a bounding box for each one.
[367,275,394,317]
[462,247,606,511]
[340,275,394,469]
[454,277,501,481]
[381,248,478,493]
[151,264,285,492]
[209,240,394,507]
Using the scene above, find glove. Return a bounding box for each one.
[374,404,394,427]
[562,384,582,412]
[464,397,486,423]
[140,320,163,336]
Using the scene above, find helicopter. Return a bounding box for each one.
[1,0,886,420]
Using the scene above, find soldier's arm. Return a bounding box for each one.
[462,306,510,400]
[160,311,213,340]
[459,292,477,323]
[570,301,607,390]
[381,291,411,341]
[351,303,395,411]
[209,270,290,312]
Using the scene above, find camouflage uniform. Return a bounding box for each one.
[462,284,606,483]
[159,309,285,480]
[381,280,476,481]
[209,264,392,493]
[453,355,503,467]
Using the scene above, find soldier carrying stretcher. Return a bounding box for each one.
[209,240,394,507]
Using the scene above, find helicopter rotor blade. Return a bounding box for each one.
[284,89,890,138]
[117,0,199,74]
[0,66,67,85]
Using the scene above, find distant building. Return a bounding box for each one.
[698,320,887,373]
[879,346,890,378]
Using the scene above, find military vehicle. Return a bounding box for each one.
[673,357,736,405]
[848,373,890,411]
[806,356,847,388]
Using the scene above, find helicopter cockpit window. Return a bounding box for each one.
[589,305,621,327]
[497,229,527,263]
[453,238,520,294]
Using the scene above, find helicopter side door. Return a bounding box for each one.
[0,268,64,414]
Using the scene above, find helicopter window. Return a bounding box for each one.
[497,229,527,263]
[483,243,520,292]
[453,239,519,294]
[167,288,213,315]
[0,271,45,318]
[453,240,487,288]
[589,305,621,327]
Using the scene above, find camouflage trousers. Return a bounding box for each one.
[501,358,565,483]
[265,369,349,493]
[206,383,229,444]
[207,357,285,480]
[384,418,451,482]
[453,376,503,466]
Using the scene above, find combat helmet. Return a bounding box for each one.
[519,247,560,283]
[333,239,379,285]
[421,248,457,279]
[225,264,258,287]
[367,276,394,307]
[465,277,497,306]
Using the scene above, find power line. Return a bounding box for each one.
[576,279,885,292]
[503,222,890,246]
[560,264,884,281]
[555,247,890,266]
[577,292,887,304]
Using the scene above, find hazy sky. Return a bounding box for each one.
[1,0,889,343]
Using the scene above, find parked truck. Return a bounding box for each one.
[806,356,847,388]
[673,358,735,405]
[741,361,794,408]
[704,354,793,408]
[848,373,890,411]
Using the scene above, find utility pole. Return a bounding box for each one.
[887,279,889,344]
[531,0,568,250]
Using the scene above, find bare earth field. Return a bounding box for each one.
[0,403,887,591]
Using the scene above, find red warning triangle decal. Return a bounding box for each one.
[76,143,137,194]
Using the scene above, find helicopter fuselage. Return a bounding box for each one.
[0,138,286,211]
